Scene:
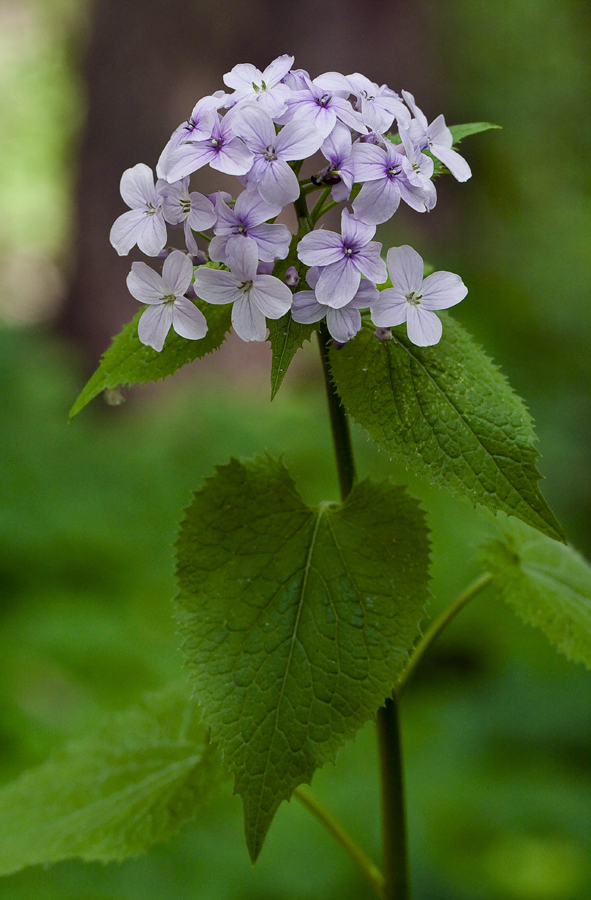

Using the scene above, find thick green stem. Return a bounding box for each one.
[310,187,332,223]
[395,572,493,697]
[317,323,356,499]
[294,788,385,898]
[377,697,408,900]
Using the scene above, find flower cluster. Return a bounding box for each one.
[111,55,469,351]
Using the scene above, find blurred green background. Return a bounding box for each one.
[1,0,590,898]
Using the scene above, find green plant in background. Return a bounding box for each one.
[2,55,591,900]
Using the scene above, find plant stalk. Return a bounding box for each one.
[376,697,408,900]
[318,323,407,898]
[294,788,385,898]
[317,323,356,500]
[395,572,493,696]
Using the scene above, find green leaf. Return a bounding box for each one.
[482,520,591,668]
[0,682,225,874]
[329,317,564,542]
[175,455,430,861]
[268,313,318,399]
[69,301,232,419]
[449,122,502,144]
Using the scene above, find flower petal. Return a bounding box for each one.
[370,290,410,327]
[297,230,343,266]
[193,268,242,305]
[406,306,442,346]
[126,262,164,304]
[315,259,361,308]
[386,246,424,295]
[250,275,293,318]
[257,159,300,206]
[352,178,400,225]
[162,249,193,296]
[120,163,156,209]
[420,271,468,309]
[248,223,291,261]
[110,209,149,256]
[135,211,168,257]
[138,303,174,351]
[171,296,208,340]
[232,296,267,341]
[291,290,326,324]
[275,119,324,159]
[326,306,362,343]
[226,236,259,282]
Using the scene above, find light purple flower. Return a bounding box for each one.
[162,113,254,183]
[192,238,292,341]
[156,93,225,179]
[345,73,410,134]
[352,141,433,225]
[371,245,467,346]
[402,90,471,182]
[126,250,207,351]
[231,105,323,206]
[223,55,294,118]
[109,163,167,257]
[285,75,366,138]
[316,122,355,202]
[208,188,291,264]
[397,127,437,210]
[159,177,216,255]
[292,266,378,343]
[282,68,310,91]
[296,209,387,307]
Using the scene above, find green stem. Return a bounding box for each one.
[310,187,332,223]
[195,231,211,243]
[377,697,408,900]
[294,787,385,898]
[317,323,356,500]
[395,572,493,697]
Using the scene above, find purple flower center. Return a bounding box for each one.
[387,164,402,179]
[316,94,331,108]
[406,291,422,305]
[208,137,222,149]
[263,145,277,161]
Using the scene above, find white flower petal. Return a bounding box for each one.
[291,290,327,324]
[257,159,300,206]
[352,178,400,226]
[370,291,410,327]
[406,306,442,346]
[232,297,267,341]
[386,246,424,295]
[193,268,242,305]
[138,303,174,351]
[162,250,193,296]
[250,275,293,318]
[297,230,344,267]
[420,271,468,310]
[135,211,168,257]
[126,262,164,304]
[226,237,259,282]
[315,259,360,308]
[120,163,156,209]
[110,209,149,256]
[326,306,362,343]
[431,144,472,182]
[275,119,324,159]
[171,297,208,340]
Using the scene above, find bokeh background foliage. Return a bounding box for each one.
[1,0,590,897]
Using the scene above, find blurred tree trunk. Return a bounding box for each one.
[56,0,441,364]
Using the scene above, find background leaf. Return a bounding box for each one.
[0,682,225,875]
[482,520,591,667]
[329,317,563,542]
[175,455,430,861]
[449,122,501,143]
[268,314,318,400]
[69,302,231,419]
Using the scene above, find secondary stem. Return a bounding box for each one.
[318,324,407,899]
[377,698,408,900]
[317,323,356,500]
[294,787,385,898]
[395,572,493,697]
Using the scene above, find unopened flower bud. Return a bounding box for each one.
[256,261,274,275]
[190,250,208,266]
[157,247,174,261]
[285,266,300,287]
[374,327,392,342]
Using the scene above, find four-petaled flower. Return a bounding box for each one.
[110,163,167,257]
[402,90,471,182]
[192,238,292,341]
[127,250,208,351]
[291,266,378,344]
[297,209,387,307]
[371,245,467,346]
